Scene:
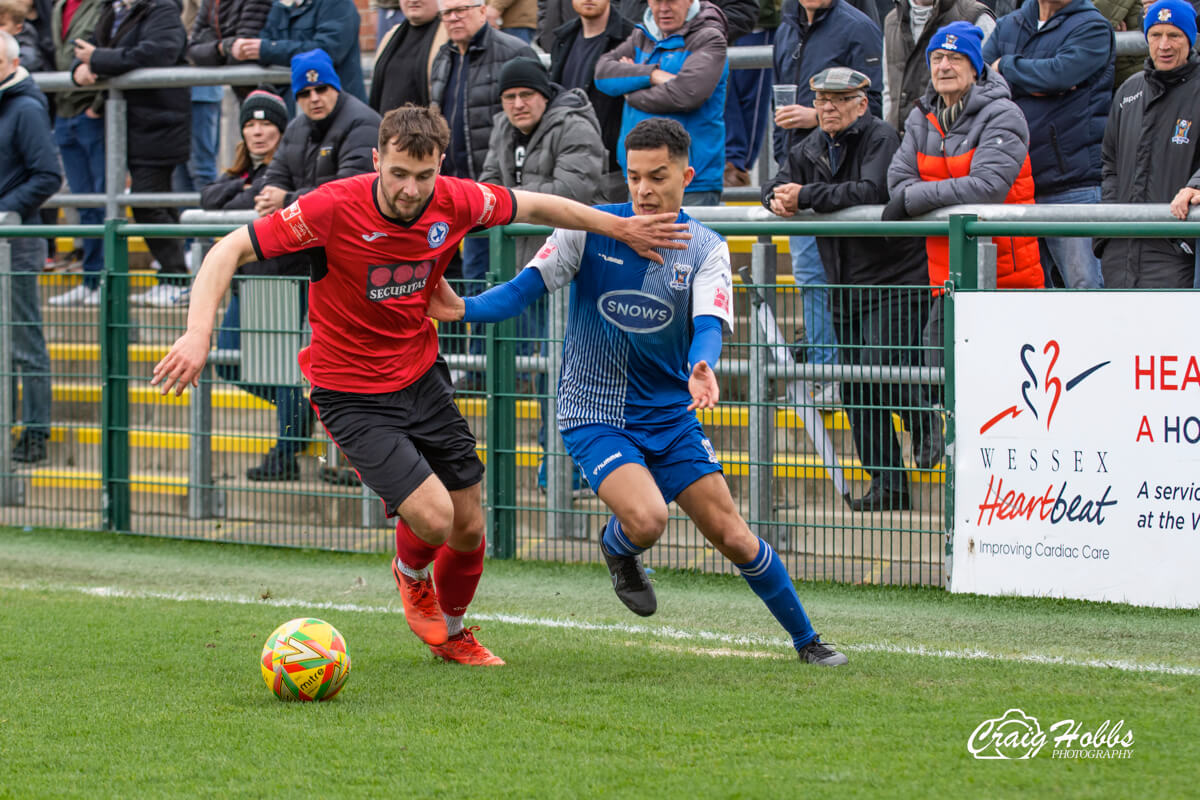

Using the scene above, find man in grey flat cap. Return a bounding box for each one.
[763,66,943,512]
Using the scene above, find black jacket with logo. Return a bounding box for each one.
[262,92,381,208]
[1099,54,1200,288]
[764,112,926,294]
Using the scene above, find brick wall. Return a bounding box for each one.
[356,0,377,53]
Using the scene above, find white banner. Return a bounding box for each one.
[951,292,1200,608]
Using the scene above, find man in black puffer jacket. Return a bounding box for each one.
[429,0,535,356]
[72,0,192,307]
[187,0,273,100]
[258,49,381,212]
[764,67,942,512]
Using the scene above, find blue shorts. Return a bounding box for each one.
[561,416,722,503]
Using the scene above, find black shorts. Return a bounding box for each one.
[310,358,483,516]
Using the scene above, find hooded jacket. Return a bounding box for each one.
[982,0,1114,195]
[1099,54,1200,288]
[429,24,538,179]
[258,0,366,102]
[262,91,381,207]
[595,0,729,194]
[479,87,608,262]
[78,0,192,168]
[888,67,1044,289]
[773,0,883,162]
[883,0,993,129]
[765,112,927,289]
[0,67,61,224]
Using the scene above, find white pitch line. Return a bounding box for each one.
[12,582,1200,677]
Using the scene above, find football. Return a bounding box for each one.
[260,618,351,702]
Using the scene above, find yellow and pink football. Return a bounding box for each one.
[260,618,351,702]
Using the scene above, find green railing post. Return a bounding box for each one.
[100,219,131,532]
[942,214,977,588]
[485,227,518,559]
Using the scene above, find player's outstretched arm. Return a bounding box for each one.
[511,189,690,265]
[150,226,257,396]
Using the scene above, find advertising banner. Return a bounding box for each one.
[951,292,1200,608]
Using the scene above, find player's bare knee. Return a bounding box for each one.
[404,502,455,545]
[620,505,669,545]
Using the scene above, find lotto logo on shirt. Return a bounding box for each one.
[367,260,434,301]
[281,202,317,247]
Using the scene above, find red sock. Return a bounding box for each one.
[433,537,486,617]
[394,518,440,571]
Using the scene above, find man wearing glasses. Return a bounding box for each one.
[764,67,942,512]
[429,0,536,384]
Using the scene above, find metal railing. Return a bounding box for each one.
[29,30,1153,212]
[3,206,1198,584]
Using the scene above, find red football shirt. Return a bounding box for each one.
[250,173,516,393]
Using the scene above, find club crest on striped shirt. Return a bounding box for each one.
[669,262,692,290]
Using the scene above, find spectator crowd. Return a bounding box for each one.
[2,0,1199,504]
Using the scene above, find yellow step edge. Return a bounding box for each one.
[49,382,936,436]
[31,468,188,496]
[30,431,945,485]
[52,236,150,254]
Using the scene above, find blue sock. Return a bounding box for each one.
[737,538,816,650]
[601,516,645,557]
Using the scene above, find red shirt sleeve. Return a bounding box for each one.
[464,181,518,231]
[249,188,334,260]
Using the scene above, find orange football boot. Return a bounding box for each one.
[392,558,448,646]
[429,626,505,666]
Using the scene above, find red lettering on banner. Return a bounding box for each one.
[1136,415,1154,442]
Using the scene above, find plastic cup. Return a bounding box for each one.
[773,84,798,109]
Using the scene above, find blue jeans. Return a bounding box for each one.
[54,113,106,287]
[724,29,774,171]
[789,235,836,366]
[215,292,312,459]
[9,237,51,434]
[504,27,534,43]
[1035,185,1104,288]
[173,98,221,192]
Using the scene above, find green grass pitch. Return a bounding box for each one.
[2,526,1197,798]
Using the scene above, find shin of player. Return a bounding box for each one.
[426,118,848,667]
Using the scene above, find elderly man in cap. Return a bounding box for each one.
[887,21,1043,385]
[1106,0,1200,288]
[764,67,943,510]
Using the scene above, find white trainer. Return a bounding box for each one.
[132,284,190,307]
[48,284,100,307]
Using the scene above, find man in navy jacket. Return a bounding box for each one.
[983,0,1114,288]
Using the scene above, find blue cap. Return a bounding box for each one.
[291,49,342,96]
[926,21,985,77]
[1144,0,1197,47]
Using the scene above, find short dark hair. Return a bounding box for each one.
[378,105,451,159]
[624,118,691,163]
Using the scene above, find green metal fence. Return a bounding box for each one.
[3,215,1189,586]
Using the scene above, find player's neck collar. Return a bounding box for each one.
[371,176,436,228]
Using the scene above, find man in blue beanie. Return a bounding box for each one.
[1099,0,1200,288]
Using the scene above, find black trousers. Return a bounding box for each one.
[834,287,939,492]
[129,164,187,282]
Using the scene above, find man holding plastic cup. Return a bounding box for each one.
[771,0,882,407]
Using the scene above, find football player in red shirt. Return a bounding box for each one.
[152,106,689,666]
